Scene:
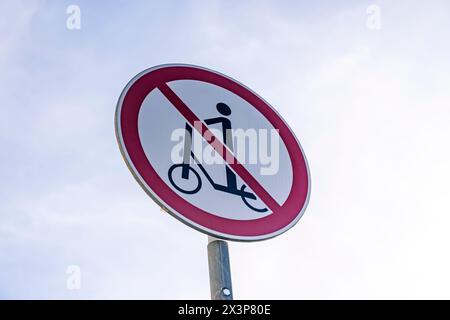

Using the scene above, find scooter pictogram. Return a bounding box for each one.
[168,103,268,213]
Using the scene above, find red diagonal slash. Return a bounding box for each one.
[158,82,281,212]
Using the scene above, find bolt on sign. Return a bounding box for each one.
[115,64,310,241]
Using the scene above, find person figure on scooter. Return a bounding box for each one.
[204,103,238,193]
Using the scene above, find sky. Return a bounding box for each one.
[0,0,450,299]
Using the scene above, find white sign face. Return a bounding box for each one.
[115,64,310,241]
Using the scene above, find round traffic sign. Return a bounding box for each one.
[115,64,310,241]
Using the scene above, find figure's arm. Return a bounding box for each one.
[204,117,233,149]
[204,117,222,125]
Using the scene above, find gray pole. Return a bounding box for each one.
[207,236,233,300]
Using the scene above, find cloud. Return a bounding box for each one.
[0,1,39,68]
[1,0,450,299]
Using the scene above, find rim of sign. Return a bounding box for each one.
[114,63,311,242]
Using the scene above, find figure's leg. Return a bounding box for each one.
[225,166,238,192]
[224,127,238,191]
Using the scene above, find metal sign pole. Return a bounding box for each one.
[207,236,233,300]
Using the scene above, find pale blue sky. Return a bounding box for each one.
[1,0,450,299]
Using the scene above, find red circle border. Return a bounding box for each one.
[117,65,310,240]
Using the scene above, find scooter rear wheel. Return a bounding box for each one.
[240,185,268,213]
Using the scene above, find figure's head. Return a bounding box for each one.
[216,102,231,116]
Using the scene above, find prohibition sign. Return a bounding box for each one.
[115,64,310,241]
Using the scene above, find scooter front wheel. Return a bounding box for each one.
[168,164,202,194]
